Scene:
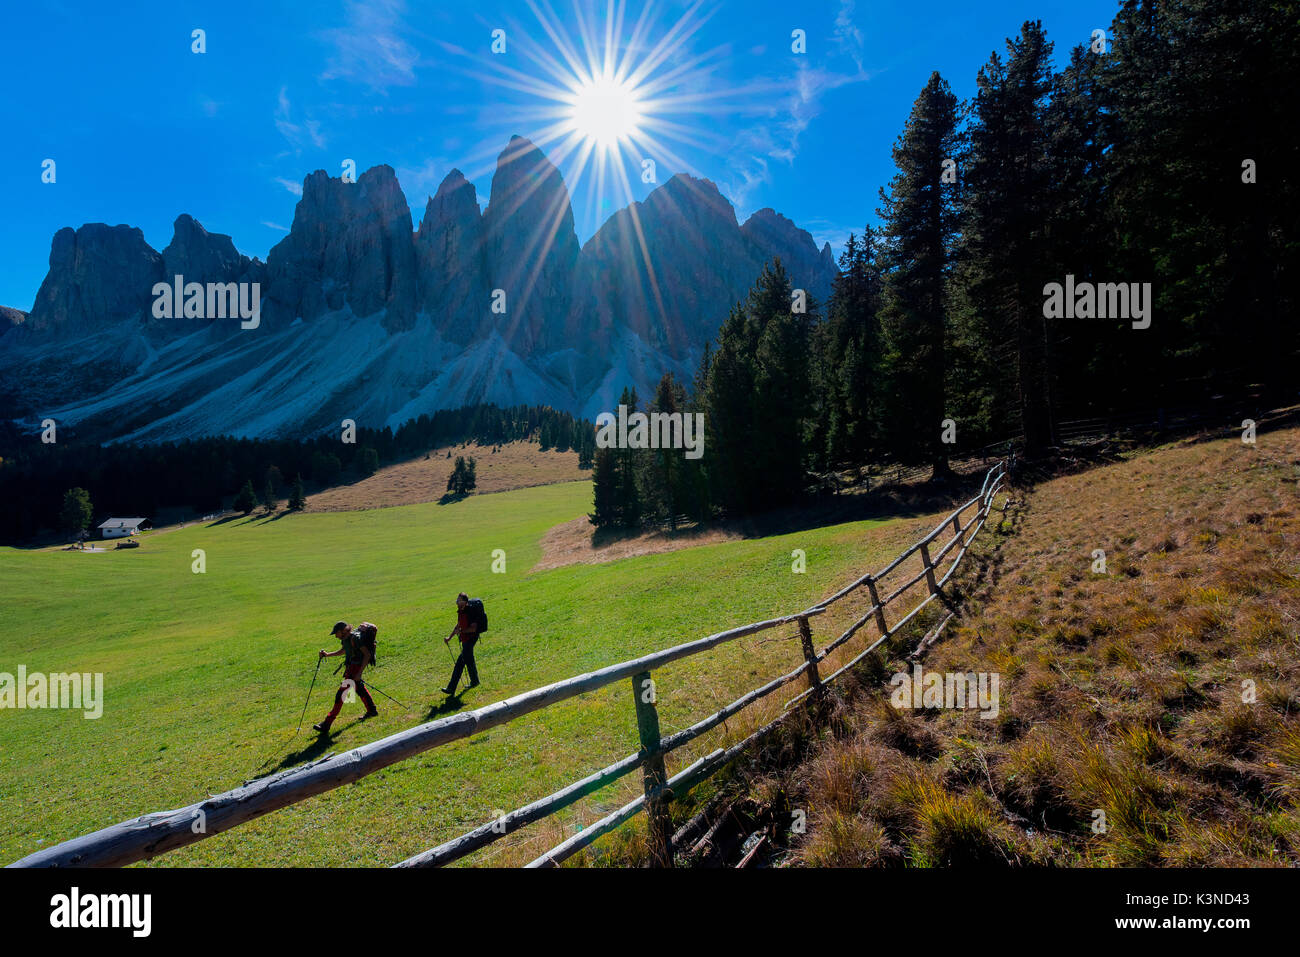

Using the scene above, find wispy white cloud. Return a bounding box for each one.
[274,177,304,197]
[721,63,871,210]
[275,87,326,153]
[833,0,866,72]
[261,221,291,233]
[318,0,420,92]
[720,4,875,212]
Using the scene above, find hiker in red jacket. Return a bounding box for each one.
[314,621,378,733]
[441,593,480,696]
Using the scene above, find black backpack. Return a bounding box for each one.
[356,622,379,665]
[466,599,488,634]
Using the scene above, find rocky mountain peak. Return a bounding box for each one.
[482,136,580,354]
[265,164,417,331]
[26,224,163,334]
[161,214,252,285]
[416,169,488,343]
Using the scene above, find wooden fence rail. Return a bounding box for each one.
[10,461,1009,869]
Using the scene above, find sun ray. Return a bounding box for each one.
[458,0,771,243]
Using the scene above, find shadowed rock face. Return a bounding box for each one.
[158,215,266,333]
[740,208,837,302]
[481,136,581,355]
[26,224,163,333]
[265,164,417,332]
[416,169,488,345]
[8,138,839,440]
[574,175,838,358]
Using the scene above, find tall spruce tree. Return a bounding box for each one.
[817,230,884,467]
[614,386,642,527]
[702,259,813,514]
[641,373,690,530]
[877,72,961,476]
[959,20,1059,454]
[589,446,619,528]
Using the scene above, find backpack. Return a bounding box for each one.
[466,599,488,634]
[356,621,379,665]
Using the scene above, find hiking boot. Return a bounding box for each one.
[362,709,379,719]
[441,686,456,695]
[466,681,480,689]
[312,721,332,734]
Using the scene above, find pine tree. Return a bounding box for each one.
[877,71,961,476]
[614,387,642,527]
[958,20,1058,454]
[262,479,276,513]
[701,260,813,514]
[642,373,689,530]
[358,446,379,477]
[819,230,884,467]
[589,446,619,527]
[234,479,259,515]
[59,487,93,538]
[288,475,307,511]
[447,456,467,495]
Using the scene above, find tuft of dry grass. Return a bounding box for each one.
[772,425,1300,867]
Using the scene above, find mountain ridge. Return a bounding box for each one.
[1,136,838,443]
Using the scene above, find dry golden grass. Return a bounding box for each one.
[532,516,744,571]
[305,440,587,512]
[777,425,1300,867]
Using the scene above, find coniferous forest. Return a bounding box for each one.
[0,404,596,543]
[592,1,1299,529]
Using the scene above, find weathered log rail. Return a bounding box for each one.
[10,461,1009,869]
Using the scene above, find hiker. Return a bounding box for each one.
[441,593,482,695]
[314,621,378,733]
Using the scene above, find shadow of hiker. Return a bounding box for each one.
[423,696,467,721]
[262,716,368,774]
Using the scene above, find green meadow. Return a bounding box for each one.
[0,480,933,866]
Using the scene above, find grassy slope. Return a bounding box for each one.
[786,428,1300,867]
[305,439,587,512]
[0,478,949,866]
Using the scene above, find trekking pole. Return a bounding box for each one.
[295,656,325,735]
[360,679,410,711]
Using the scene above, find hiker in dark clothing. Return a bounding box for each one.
[441,593,480,695]
[314,621,378,732]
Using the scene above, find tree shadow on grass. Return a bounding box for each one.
[587,474,991,549]
[252,509,300,524]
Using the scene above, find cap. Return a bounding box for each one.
[330,621,350,636]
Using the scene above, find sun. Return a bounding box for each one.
[566,76,645,151]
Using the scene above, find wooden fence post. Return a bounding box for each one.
[796,616,821,693]
[631,670,674,868]
[864,576,889,638]
[919,542,939,594]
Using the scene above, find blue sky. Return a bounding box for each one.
[0,0,1122,311]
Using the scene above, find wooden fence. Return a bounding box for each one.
[10,461,1010,869]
